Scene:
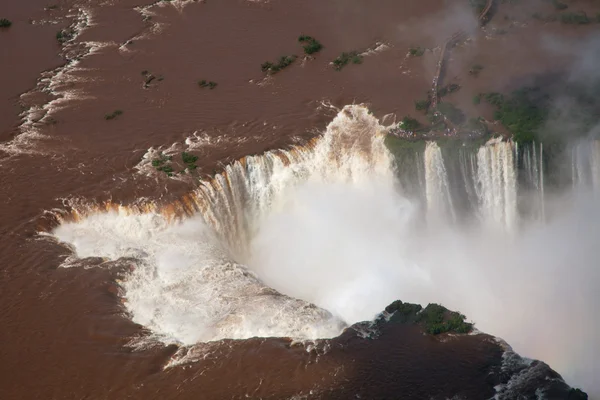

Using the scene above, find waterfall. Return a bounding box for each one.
[424,141,455,223]
[191,105,396,258]
[572,139,600,191]
[475,138,517,230]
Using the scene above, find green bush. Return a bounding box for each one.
[483,87,548,143]
[56,29,74,43]
[298,35,323,55]
[182,152,198,164]
[0,18,12,28]
[104,110,123,120]
[560,12,590,24]
[418,303,473,335]
[408,47,425,56]
[415,99,430,111]
[473,94,481,105]
[400,116,421,132]
[261,55,298,74]
[552,0,568,10]
[198,80,217,89]
[332,51,363,71]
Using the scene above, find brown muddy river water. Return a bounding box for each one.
[1,0,599,399]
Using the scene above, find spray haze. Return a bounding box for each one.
[52,105,599,396]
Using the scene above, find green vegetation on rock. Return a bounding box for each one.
[400,116,421,132]
[332,51,363,71]
[181,151,198,170]
[408,47,425,57]
[415,99,431,112]
[560,12,591,25]
[0,18,12,28]
[198,80,217,89]
[382,300,473,335]
[261,55,298,74]
[104,110,123,120]
[417,303,473,335]
[56,29,75,43]
[438,83,460,98]
[552,0,568,10]
[298,35,323,55]
[482,87,547,143]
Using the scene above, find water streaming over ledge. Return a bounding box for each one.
[50,105,600,346]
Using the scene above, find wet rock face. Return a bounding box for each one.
[340,300,589,400]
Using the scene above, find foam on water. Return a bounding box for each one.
[50,105,600,394]
[54,211,345,344]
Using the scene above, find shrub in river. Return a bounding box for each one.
[552,0,568,10]
[298,35,323,55]
[408,47,425,56]
[400,116,421,132]
[104,110,123,120]
[56,29,75,43]
[181,151,198,165]
[473,94,481,105]
[560,12,590,24]
[198,80,217,89]
[415,99,430,112]
[261,55,297,74]
[332,51,363,71]
[0,19,12,28]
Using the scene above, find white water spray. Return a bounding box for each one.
[51,107,600,395]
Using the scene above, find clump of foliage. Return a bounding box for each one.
[385,300,423,323]
[56,28,75,43]
[151,153,174,176]
[198,80,217,89]
[439,83,460,98]
[560,12,590,24]
[0,18,12,28]
[298,35,323,55]
[104,110,123,120]
[417,303,473,335]
[415,99,431,112]
[552,0,568,10]
[181,151,198,170]
[400,116,421,132]
[436,102,466,125]
[469,64,484,76]
[473,94,481,105]
[261,55,298,74]
[332,51,363,71]
[408,47,425,57]
[482,87,548,143]
[483,92,504,106]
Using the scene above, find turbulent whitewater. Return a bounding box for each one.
[53,105,405,344]
[52,105,600,394]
